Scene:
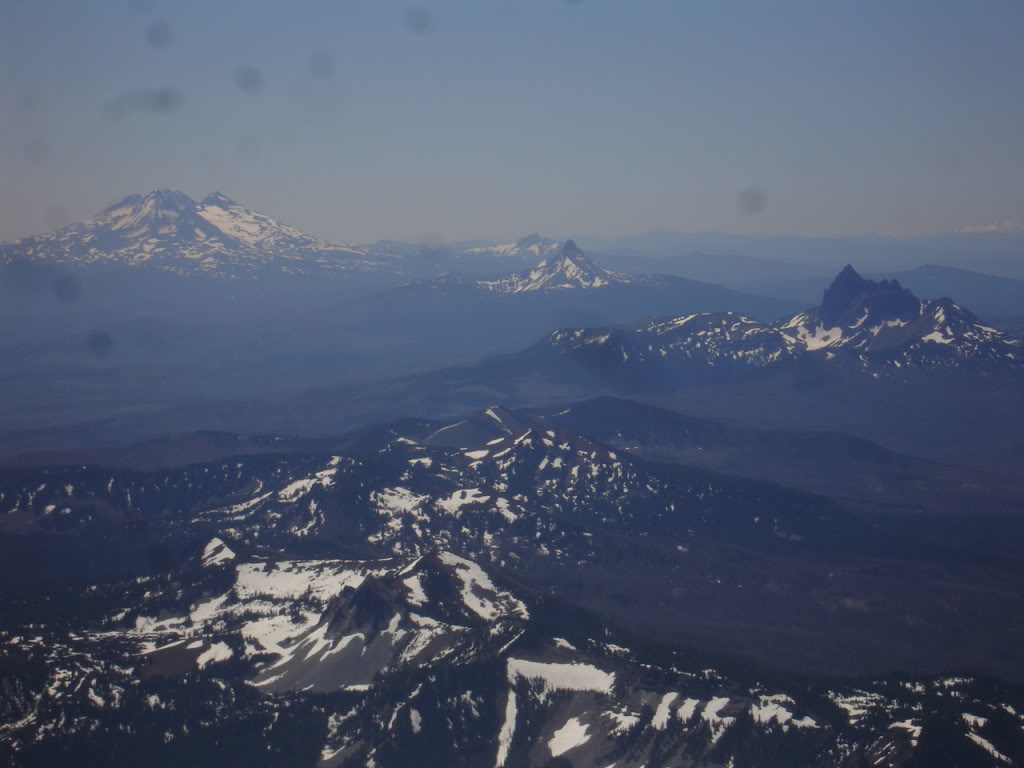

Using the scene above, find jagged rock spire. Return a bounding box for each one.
[820,264,917,327]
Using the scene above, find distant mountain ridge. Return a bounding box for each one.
[578,229,1024,281]
[544,264,1021,375]
[0,189,396,277]
[462,233,562,262]
[422,239,636,294]
[410,240,796,310]
[312,242,804,375]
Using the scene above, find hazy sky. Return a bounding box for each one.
[2,0,1023,244]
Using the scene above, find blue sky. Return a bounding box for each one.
[2,0,1022,243]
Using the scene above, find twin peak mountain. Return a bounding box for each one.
[1,188,383,277]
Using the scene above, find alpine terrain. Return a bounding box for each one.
[0,189,397,278]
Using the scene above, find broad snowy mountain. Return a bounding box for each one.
[0,189,396,278]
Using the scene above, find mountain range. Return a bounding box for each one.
[7,189,1024,289]
[3,190,1024,766]
[4,538,1022,767]
[1,259,1020,475]
[539,264,1021,380]
[271,264,1021,474]
[4,400,1024,676]
[3,397,1024,765]
[0,191,581,282]
[321,241,802,368]
[6,392,1024,521]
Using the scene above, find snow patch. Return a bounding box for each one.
[495,691,517,767]
[436,488,490,517]
[701,697,736,744]
[439,552,528,620]
[196,642,233,669]
[966,733,1011,763]
[677,698,700,723]
[403,574,429,606]
[796,323,843,351]
[653,692,678,729]
[890,719,922,746]
[548,717,590,758]
[506,659,614,701]
[201,538,236,568]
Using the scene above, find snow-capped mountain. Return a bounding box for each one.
[475,239,634,293]
[413,239,638,295]
[542,264,1022,374]
[462,233,562,262]
[777,264,1020,366]
[408,240,791,311]
[0,189,396,277]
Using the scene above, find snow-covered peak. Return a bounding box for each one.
[778,266,1022,363]
[200,191,238,207]
[477,241,633,293]
[2,189,395,277]
[556,238,585,260]
[195,191,329,252]
[93,189,202,237]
